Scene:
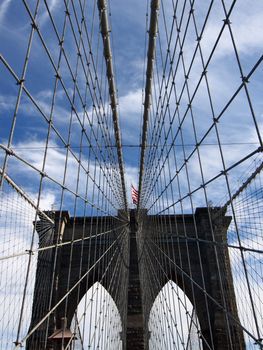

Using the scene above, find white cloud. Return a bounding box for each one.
[0,0,12,26]
[38,0,60,27]
[0,136,127,215]
[202,11,263,61]
[0,93,15,111]
[0,90,72,127]
[119,89,142,118]
[0,184,41,348]
[0,0,262,346]
[119,89,143,143]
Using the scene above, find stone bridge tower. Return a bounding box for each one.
[138,207,245,349]
[27,208,244,349]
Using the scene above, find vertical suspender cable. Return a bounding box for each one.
[138,0,160,209]
[97,0,128,212]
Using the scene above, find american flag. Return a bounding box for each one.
[131,185,138,205]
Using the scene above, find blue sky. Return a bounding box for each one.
[0,0,151,212]
[0,1,263,347]
[1,0,263,212]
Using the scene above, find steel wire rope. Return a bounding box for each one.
[10,0,125,212]
[59,4,112,343]
[139,0,195,207]
[65,1,126,209]
[139,1,263,211]
[20,1,76,346]
[12,0,66,344]
[139,1,263,348]
[145,239,206,349]
[147,236,263,347]
[169,2,234,345]
[60,229,127,349]
[140,2,217,344]
[68,0,125,208]
[12,224,127,349]
[0,0,128,348]
[71,230,126,348]
[141,220,207,349]
[149,144,203,348]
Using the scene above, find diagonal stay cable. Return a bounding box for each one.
[146,238,263,348]
[0,168,54,225]
[12,227,126,349]
[97,0,128,211]
[138,0,160,209]
[0,223,129,261]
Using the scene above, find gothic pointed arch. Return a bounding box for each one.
[70,282,122,349]
[149,280,202,349]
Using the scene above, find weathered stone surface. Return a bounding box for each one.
[28,208,244,350]
[126,209,144,349]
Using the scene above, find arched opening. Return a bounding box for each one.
[70,282,122,349]
[148,280,202,350]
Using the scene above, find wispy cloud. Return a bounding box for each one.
[202,11,263,61]
[38,0,60,27]
[0,0,12,26]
